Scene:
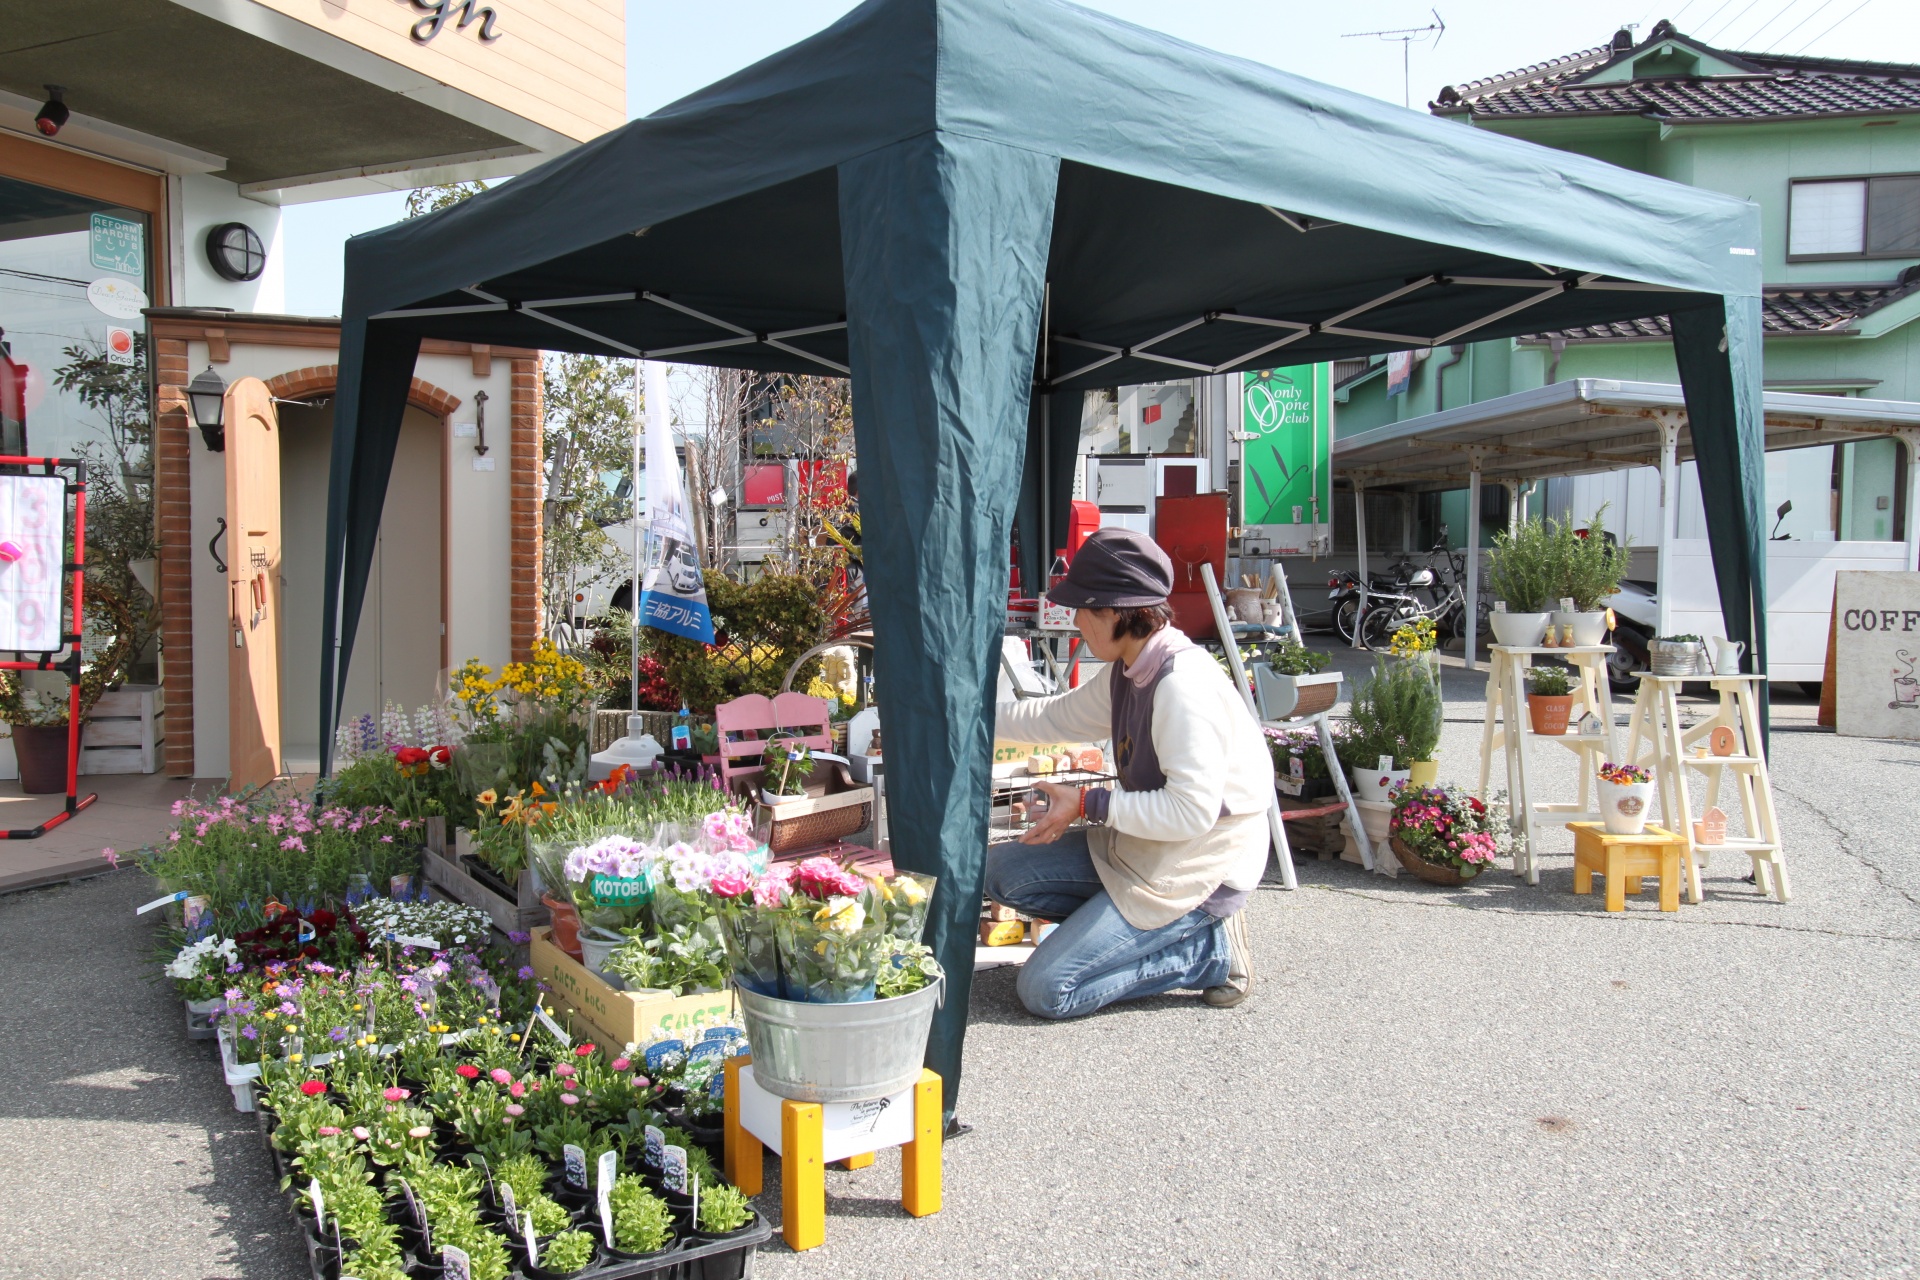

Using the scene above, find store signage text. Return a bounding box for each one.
[410,0,501,44]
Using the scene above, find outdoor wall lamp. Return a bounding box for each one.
[187,366,228,452]
[35,86,68,137]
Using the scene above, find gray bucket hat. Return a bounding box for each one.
[1046,528,1174,609]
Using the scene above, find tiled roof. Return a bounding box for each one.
[1434,22,1920,122]
[1527,281,1920,341]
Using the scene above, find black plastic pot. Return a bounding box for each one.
[690,1211,760,1244]
[602,1234,680,1266]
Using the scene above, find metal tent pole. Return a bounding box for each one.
[1464,464,1482,672]
[1657,419,1679,640]
[1352,483,1368,650]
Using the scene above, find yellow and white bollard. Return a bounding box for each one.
[724,1054,943,1252]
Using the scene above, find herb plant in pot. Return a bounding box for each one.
[1549,506,1633,646]
[1250,638,1340,721]
[1651,633,1706,677]
[606,1174,676,1261]
[692,1182,759,1241]
[1525,664,1577,736]
[1486,517,1556,648]
[1347,657,1441,802]
[525,1227,599,1279]
[1596,760,1655,834]
[759,736,813,806]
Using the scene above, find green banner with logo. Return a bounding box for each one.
[1241,364,1331,554]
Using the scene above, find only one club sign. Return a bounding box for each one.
[1241,365,1331,555]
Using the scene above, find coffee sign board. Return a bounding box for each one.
[1833,570,1920,741]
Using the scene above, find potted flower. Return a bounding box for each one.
[1525,664,1577,736]
[1651,633,1705,676]
[759,736,813,806]
[1264,723,1350,800]
[165,934,239,1038]
[1347,657,1440,800]
[1486,517,1556,647]
[1250,638,1341,721]
[606,1175,677,1261]
[1387,785,1504,884]
[1549,507,1633,646]
[1596,760,1655,834]
[526,1227,599,1278]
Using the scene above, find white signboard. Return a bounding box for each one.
[1833,570,1920,741]
[0,475,68,652]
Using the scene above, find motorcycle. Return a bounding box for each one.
[1604,578,1657,690]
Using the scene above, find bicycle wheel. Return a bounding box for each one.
[1361,603,1409,651]
[1334,597,1359,644]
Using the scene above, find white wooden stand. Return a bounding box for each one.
[1622,673,1788,903]
[1477,644,1616,884]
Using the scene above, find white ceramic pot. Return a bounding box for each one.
[1489,611,1550,647]
[577,926,627,986]
[1354,767,1411,803]
[1553,610,1609,647]
[761,789,806,807]
[1598,780,1655,835]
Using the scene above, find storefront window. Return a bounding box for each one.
[0,172,151,463]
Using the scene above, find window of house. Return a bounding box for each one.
[1788,175,1920,259]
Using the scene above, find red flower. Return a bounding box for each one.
[394,746,429,767]
[427,745,452,769]
[454,1063,480,1079]
[299,1080,326,1097]
[575,1043,595,1057]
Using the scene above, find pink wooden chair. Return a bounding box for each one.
[712,692,835,794]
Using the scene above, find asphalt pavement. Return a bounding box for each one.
[2,672,1914,1279]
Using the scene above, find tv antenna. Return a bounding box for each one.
[1342,9,1446,108]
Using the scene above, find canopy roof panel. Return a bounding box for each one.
[1334,377,1920,491]
[344,0,1761,389]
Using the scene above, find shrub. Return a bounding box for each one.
[1487,517,1557,614]
[1348,658,1441,769]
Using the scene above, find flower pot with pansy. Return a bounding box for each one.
[1596,760,1655,834]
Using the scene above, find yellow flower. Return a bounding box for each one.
[509,1033,521,1043]
[813,896,866,935]
[891,875,928,906]
[352,1003,364,1012]
[287,1052,303,1063]
[476,789,498,807]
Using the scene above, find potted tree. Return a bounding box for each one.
[1486,517,1556,647]
[1525,665,1577,736]
[1250,637,1341,721]
[1550,507,1633,646]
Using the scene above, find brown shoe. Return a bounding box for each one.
[1203,910,1252,1008]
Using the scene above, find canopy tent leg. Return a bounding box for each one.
[1656,419,1679,640]
[1672,298,1767,740]
[839,133,1059,1122]
[1464,465,1481,672]
[1352,483,1368,650]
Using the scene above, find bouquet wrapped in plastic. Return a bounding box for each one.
[714,855,940,1003]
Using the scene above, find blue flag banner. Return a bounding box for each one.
[636,360,715,644]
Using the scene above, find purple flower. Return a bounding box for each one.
[241,1026,259,1040]
[517,966,535,981]
[508,931,531,945]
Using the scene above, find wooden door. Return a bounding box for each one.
[225,377,282,791]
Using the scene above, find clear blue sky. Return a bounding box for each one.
[280,0,1918,315]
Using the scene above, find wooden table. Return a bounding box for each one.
[1477,644,1617,884]
[1568,821,1695,912]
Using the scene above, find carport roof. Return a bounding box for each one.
[1334,378,1920,491]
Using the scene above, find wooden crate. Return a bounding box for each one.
[420,829,550,936]
[529,927,737,1050]
[81,683,162,774]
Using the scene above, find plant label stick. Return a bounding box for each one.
[518,1008,540,1060]
[662,1145,688,1193]
[598,1149,617,1245]
[563,1142,588,1190]
[308,1178,325,1232]
[440,1244,471,1280]
[523,1213,538,1266]
[500,1180,517,1222]
[536,1003,572,1048]
[135,889,190,915]
[644,1124,665,1169]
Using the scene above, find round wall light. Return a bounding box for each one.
[205,222,266,283]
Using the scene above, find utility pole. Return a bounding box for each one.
[1342,9,1446,109]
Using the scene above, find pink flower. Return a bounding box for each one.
[554,1063,576,1078]
[560,1093,579,1106]
[631,1075,649,1088]
[352,1126,370,1141]
[505,1103,524,1117]
[509,1082,525,1098]
[383,1086,409,1102]
[490,1068,513,1085]
[317,1126,340,1137]
[611,1057,630,1072]
[408,1125,432,1139]
[710,872,751,898]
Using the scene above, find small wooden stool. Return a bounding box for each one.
[1568,821,1695,912]
[723,1055,942,1252]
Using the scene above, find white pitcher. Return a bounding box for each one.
[1712,637,1745,675]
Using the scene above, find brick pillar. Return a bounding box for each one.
[509,356,544,660]
[153,339,196,776]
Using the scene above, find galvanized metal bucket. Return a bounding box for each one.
[736,978,944,1103]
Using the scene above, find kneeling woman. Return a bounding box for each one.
[989,529,1274,1018]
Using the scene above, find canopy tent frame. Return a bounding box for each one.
[322,0,1769,1120]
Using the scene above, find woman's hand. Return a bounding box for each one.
[1019,780,1081,845]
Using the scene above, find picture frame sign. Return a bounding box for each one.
[1833,570,1920,742]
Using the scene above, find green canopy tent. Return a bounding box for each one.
[325,0,1764,1119]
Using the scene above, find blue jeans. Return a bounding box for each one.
[982,830,1229,1020]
